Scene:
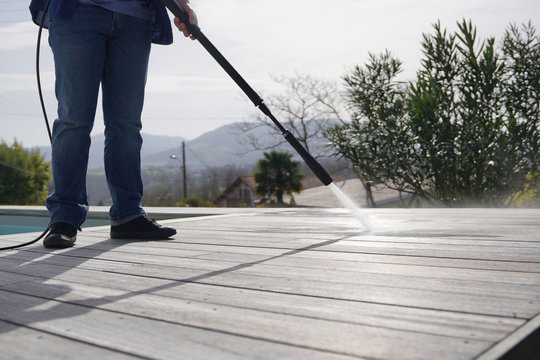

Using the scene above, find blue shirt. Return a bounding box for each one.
[29,0,173,45]
[79,0,152,22]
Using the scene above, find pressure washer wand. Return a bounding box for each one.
[161,0,333,186]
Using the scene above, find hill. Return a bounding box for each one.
[35,133,186,170]
[35,121,334,170]
[146,123,294,170]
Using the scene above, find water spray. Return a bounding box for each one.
[162,0,371,230]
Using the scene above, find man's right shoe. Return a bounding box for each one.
[110,216,176,240]
[43,222,77,249]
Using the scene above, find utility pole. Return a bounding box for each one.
[170,141,187,200]
[182,141,187,199]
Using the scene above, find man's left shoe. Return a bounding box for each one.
[43,222,78,249]
[110,216,177,239]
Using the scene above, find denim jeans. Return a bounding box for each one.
[47,4,152,228]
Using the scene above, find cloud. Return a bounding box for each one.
[0,22,37,50]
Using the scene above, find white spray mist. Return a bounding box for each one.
[328,182,372,232]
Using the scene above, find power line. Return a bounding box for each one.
[0,160,39,175]
[0,30,35,34]
[0,96,40,116]
[1,9,30,13]
[0,89,47,115]
[0,19,32,24]
[185,143,213,171]
[144,116,239,120]
[0,78,55,113]
[0,112,41,117]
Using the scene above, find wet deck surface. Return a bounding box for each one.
[1,208,539,359]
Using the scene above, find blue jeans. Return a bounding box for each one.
[47,4,152,228]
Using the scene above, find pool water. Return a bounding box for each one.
[0,215,110,235]
[0,224,48,235]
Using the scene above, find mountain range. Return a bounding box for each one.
[36,121,334,171]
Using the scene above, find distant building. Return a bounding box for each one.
[214,176,257,207]
[214,174,348,207]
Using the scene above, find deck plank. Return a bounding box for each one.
[0,320,139,360]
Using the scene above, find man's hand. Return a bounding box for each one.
[173,1,198,40]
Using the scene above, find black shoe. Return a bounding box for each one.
[110,216,176,240]
[43,222,77,249]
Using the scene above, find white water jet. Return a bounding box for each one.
[328,182,372,232]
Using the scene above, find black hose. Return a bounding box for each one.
[37,0,53,144]
[0,228,50,251]
[0,0,53,251]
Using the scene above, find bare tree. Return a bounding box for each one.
[235,72,347,159]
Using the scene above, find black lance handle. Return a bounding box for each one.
[161,0,333,186]
[282,131,333,186]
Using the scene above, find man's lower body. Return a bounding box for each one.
[44,4,175,248]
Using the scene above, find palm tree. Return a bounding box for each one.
[254,151,303,205]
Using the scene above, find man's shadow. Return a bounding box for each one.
[0,230,345,335]
[0,233,137,334]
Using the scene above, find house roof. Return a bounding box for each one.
[214,176,256,204]
[214,174,348,204]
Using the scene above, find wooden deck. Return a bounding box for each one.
[1,208,539,359]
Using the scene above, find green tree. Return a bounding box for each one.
[326,20,539,207]
[502,22,540,202]
[253,151,303,205]
[0,140,51,205]
[508,172,540,207]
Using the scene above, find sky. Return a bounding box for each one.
[1,0,539,147]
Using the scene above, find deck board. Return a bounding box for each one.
[0,320,139,360]
[1,208,539,359]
